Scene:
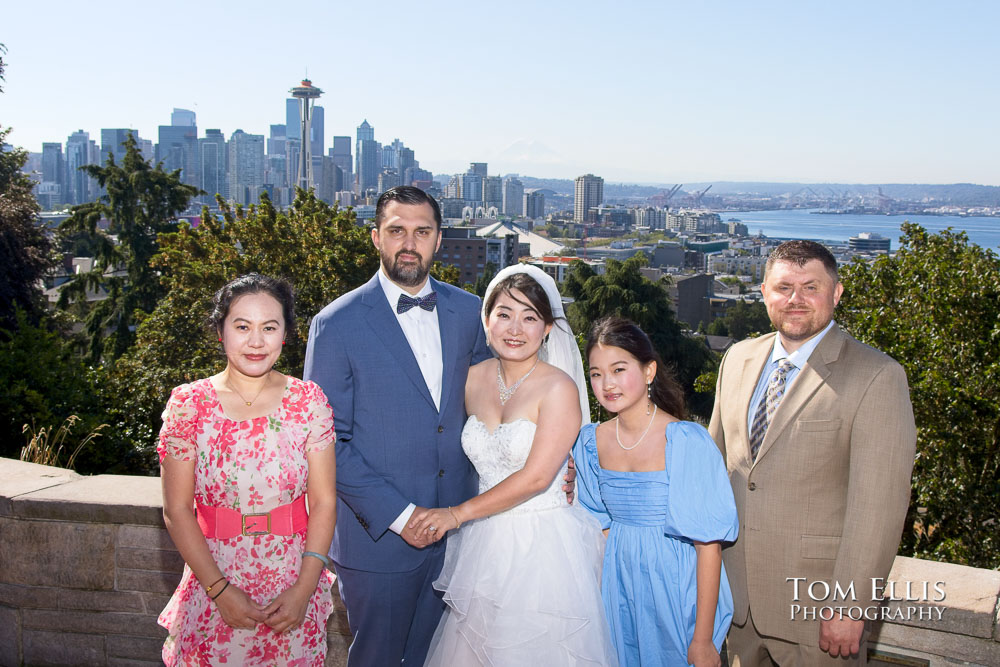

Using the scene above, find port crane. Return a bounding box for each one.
[692,184,712,207]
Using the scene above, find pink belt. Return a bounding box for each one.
[196,495,308,539]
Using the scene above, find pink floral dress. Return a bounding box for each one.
[157,376,337,667]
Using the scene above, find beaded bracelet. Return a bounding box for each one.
[209,580,230,601]
[303,551,331,568]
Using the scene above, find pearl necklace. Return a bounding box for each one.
[497,358,539,405]
[616,404,657,451]
[227,370,271,406]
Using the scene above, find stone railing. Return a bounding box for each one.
[1,457,998,666]
[0,458,349,666]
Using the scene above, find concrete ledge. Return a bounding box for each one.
[2,457,998,666]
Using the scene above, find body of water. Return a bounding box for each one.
[722,210,1000,251]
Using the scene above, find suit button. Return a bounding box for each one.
[438,426,444,433]
[748,482,757,491]
[438,469,445,477]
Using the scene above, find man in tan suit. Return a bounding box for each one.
[709,240,916,666]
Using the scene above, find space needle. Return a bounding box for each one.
[289,78,323,191]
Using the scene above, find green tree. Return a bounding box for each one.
[706,300,772,339]
[57,134,200,361]
[0,127,53,330]
[465,261,497,297]
[837,223,1000,568]
[563,253,714,418]
[103,190,378,471]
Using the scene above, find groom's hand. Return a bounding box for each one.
[401,506,433,548]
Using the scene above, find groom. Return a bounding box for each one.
[304,186,492,665]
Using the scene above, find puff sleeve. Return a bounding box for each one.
[571,423,611,530]
[157,384,200,463]
[663,421,739,544]
[303,380,336,453]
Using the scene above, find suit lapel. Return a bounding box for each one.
[737,334,775,457]
[754,326,846,466]
[433,279,460,414]
[360,275,437,411]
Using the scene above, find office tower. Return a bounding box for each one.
[355,120,378,195]
[199,129,227,204]
[483,176,502,210]
[381,141,397,170]
[574,173,604,222]
[398,146,415,185]
[378,168,399,194]
[502,177,524,216]
[41,143,65,206]
[286,99,299,145]
[524,190,545,219]
[285,138,300,190]
[444,176,460,199]
[268,124,287,156]
[65,130,98,205]
[313,155,340,204]
[100,128,138,164]
[137,138,154,163]
[311,105,324,160]
[458,173,482,204]
[227,130,265,206]
[289,78,323,190]
[171,108,196,127]
[330,135,352,186]
[469,162,488,178]
[157,109,199,187]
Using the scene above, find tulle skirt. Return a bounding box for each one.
[425,503,618,666]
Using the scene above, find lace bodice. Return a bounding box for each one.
[461,416,569,515]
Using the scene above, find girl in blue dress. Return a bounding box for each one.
[573,317,739,667]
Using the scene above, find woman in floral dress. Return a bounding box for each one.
[158,274,337,666]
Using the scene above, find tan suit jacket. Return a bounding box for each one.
[708,325,916,647]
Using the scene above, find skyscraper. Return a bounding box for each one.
[483,176,503,210]
[41,143,65,206]
[311,105,324,160]
[330,135,352,187]
[65,130,98,205]
[458,173,483,205]
[574,173,604,223]
[355,120,378,195]
[157,109,199,188]
[469,162,488,178]
[199,129,227,204]
[227,130,265,205]
[502,177,524,216]
[100,128,138,165]
[268,124,287,156]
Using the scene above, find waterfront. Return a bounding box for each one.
[724,209,1000,251]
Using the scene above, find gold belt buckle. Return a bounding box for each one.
[242,512,271,536]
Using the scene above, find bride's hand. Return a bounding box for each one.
[408,508,459,542]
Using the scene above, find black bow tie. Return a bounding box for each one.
[397,292,437,314]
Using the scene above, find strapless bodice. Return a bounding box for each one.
[461,416,569,515]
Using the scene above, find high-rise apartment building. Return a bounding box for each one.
[227,130,265,206]
[468,162,488,178]
[502,177,524,216]
[458,173,483,204]
[524,189,545,219]
[199,129,227,204]
[574,173,604,222]
[483,176,503,210]
[311,105,324,160]
[268,124,287,156]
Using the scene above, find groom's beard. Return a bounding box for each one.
[382,247,433,287]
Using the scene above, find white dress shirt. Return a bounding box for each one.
[746,319,836,436]
[377,269,444,534]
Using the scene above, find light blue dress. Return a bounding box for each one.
[573,421,739,666]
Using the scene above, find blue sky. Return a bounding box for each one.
[4,1,998,185]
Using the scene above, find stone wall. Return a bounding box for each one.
[0,458,349,667]
[2,457,998,666]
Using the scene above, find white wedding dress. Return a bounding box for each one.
[424,416,618,666]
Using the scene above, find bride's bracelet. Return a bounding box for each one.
[447,506,462,530]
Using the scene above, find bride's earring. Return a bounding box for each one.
[646,381,653,415]
[542,334,549,356]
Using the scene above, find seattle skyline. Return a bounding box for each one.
[4,1,999,186]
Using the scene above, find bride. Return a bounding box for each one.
[410,264,617,666]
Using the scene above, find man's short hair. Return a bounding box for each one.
[765,240,839,281]
[374,185,442,230]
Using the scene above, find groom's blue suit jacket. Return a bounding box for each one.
[304,273,491,572]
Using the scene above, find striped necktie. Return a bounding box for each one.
[749,359,795,461]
